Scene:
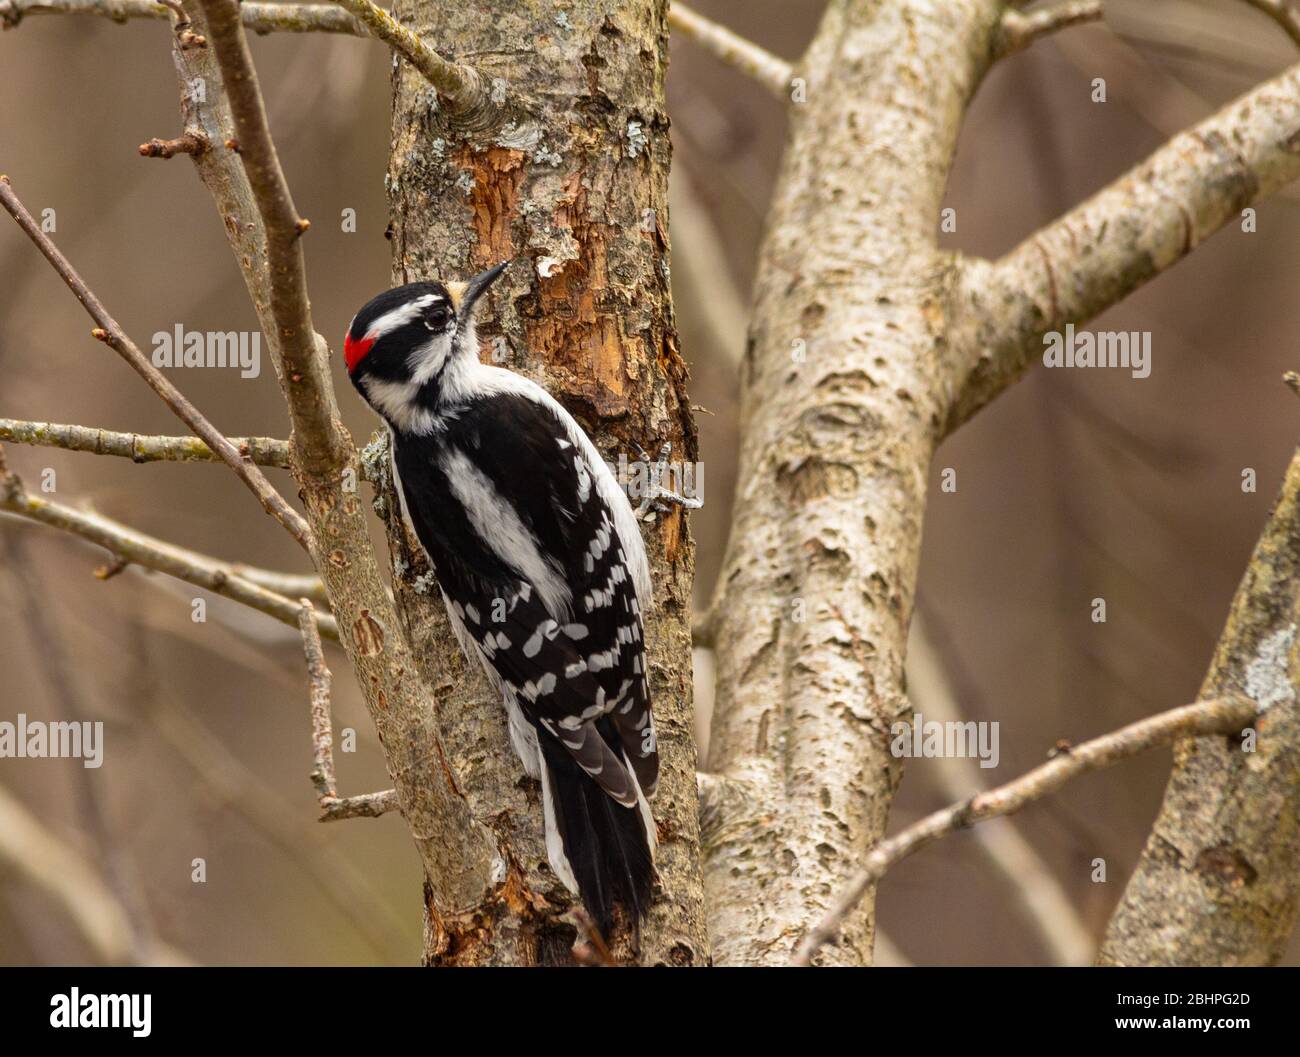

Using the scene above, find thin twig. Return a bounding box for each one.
[0,445,337,640]
[0,0,362,33]
[0,176,312,550]
[792,696,1258,965]
[298,600,337,800]
[1240,0,1300,48]
[993,0,1104,61]
[0,417,291,467]
[668,2,792,98]
[296,599,399,823]
[908,609,1095,966]
[234,566,328,603]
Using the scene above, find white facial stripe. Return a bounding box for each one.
[361,377,437,434]
[440,447,573,619]
[364,294,443,342]
[408,330,456,387]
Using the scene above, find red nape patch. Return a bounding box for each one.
[344,333,375,373]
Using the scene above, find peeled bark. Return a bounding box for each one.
[384,0,708,965]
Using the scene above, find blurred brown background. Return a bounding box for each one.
[1,0,1297,965]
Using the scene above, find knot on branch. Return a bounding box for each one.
[138,131,208,159]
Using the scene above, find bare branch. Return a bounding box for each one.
[0,0,362,34]
[0,446,338,640]
[195,0,343,478]
[949,60,1300,431]
[235,566,328,603]
[1241,0,1300,48]
[298,600,337,800]
[0,417,291,468]
[793,696,1258,966]
[178,0,500,910]
[668,2,792,99]
[319,789,400,822]
[0,176,313,549]
[329,0,495,120]
[4,0,501,120]
[993,1,1104,61]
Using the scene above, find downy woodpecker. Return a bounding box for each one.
[344,263,657,932]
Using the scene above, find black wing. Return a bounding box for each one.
[392,393,657,800]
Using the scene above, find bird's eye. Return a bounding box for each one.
[425,306,452,330]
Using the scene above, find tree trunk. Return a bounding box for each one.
[1099,451,1300,966]
[385,0,709,966]
[701,0,1002,966]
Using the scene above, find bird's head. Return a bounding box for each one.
[343,262,509,420]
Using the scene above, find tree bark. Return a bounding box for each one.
[701,0,1003,966]
[1098,451,1300,966]
[385,0,708,965]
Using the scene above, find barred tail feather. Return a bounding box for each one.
[538,718,655,936]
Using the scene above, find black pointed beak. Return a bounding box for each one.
[460,261,509,318]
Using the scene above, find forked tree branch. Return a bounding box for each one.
[196,0,344,478]
[793,696,1259,965]
[0,177,313,549]
[992,0,1104,60]
[3,0,796,107]
[0,445,338,639]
